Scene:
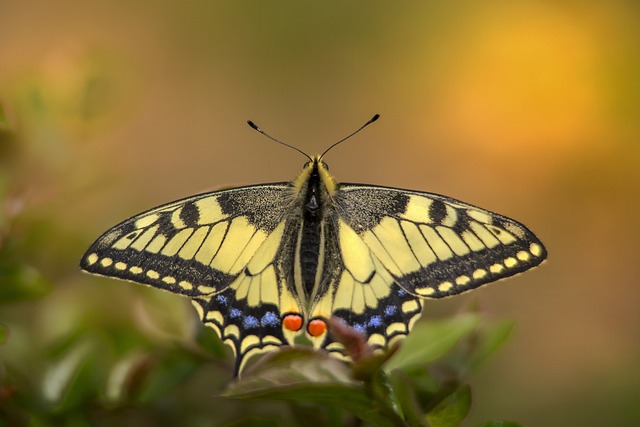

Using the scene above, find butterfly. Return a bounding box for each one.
[80,114,547,374]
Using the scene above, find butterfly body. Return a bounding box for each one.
[81,153,546,374]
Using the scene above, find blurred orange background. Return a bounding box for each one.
[1,1,639,425]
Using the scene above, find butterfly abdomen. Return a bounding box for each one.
[299,218,321,297]
[298,161,325,297]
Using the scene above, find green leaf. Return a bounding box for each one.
[425,384,472,427]
[104,351,148,403]
[384,313,482,372]
[225,348,404,427]
[372,369,404,421]
[290,403,342,427]
[41,336,100,412]
[194,322,228,360]
[477,421,522,427]
[224,348,357,398]
[135,348,202,404]
[466,319,514,370]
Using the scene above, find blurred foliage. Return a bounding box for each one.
[0,45,521,426]
[0,66,521,426]
[1,0,640,425]
[1,271,517,427]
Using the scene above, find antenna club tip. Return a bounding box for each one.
[371,114,380,122]
[247,120,259,130]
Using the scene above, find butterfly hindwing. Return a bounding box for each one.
[305,216,423,356]
[190,216,311,373]
[322,272,424,357]
[191,286,289,374]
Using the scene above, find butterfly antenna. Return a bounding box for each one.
[320,114,380,160]
[247,120,312,161]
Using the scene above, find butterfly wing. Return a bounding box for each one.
[311,184,546,356]
[80,183,304,373]
[335,184,547,297]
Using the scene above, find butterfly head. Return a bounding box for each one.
[294,155,337,200]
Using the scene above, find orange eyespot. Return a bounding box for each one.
[283,314,303,332]
[307,319,327,337]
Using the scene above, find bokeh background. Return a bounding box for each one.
[1,1,639,425]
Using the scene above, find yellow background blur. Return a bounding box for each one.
[1,1,639,425]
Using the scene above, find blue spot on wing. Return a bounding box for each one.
[353,323,366,333]
[368,315,382,328]
[229,308,242,319]
[261,312,280,327]
[243,315,259,329]
[327,281,425,357]
[384,305,397,317]
[216,295,228,305]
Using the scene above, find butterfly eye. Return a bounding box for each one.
[303,161,312,169]
[321,161,329,171]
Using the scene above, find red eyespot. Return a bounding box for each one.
[307,319,327,337]
[283,314,303,332]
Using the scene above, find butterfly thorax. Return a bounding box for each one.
[292,157,336,304]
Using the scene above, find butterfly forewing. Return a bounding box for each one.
[334,184,547,298]
[81,184,293,292]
